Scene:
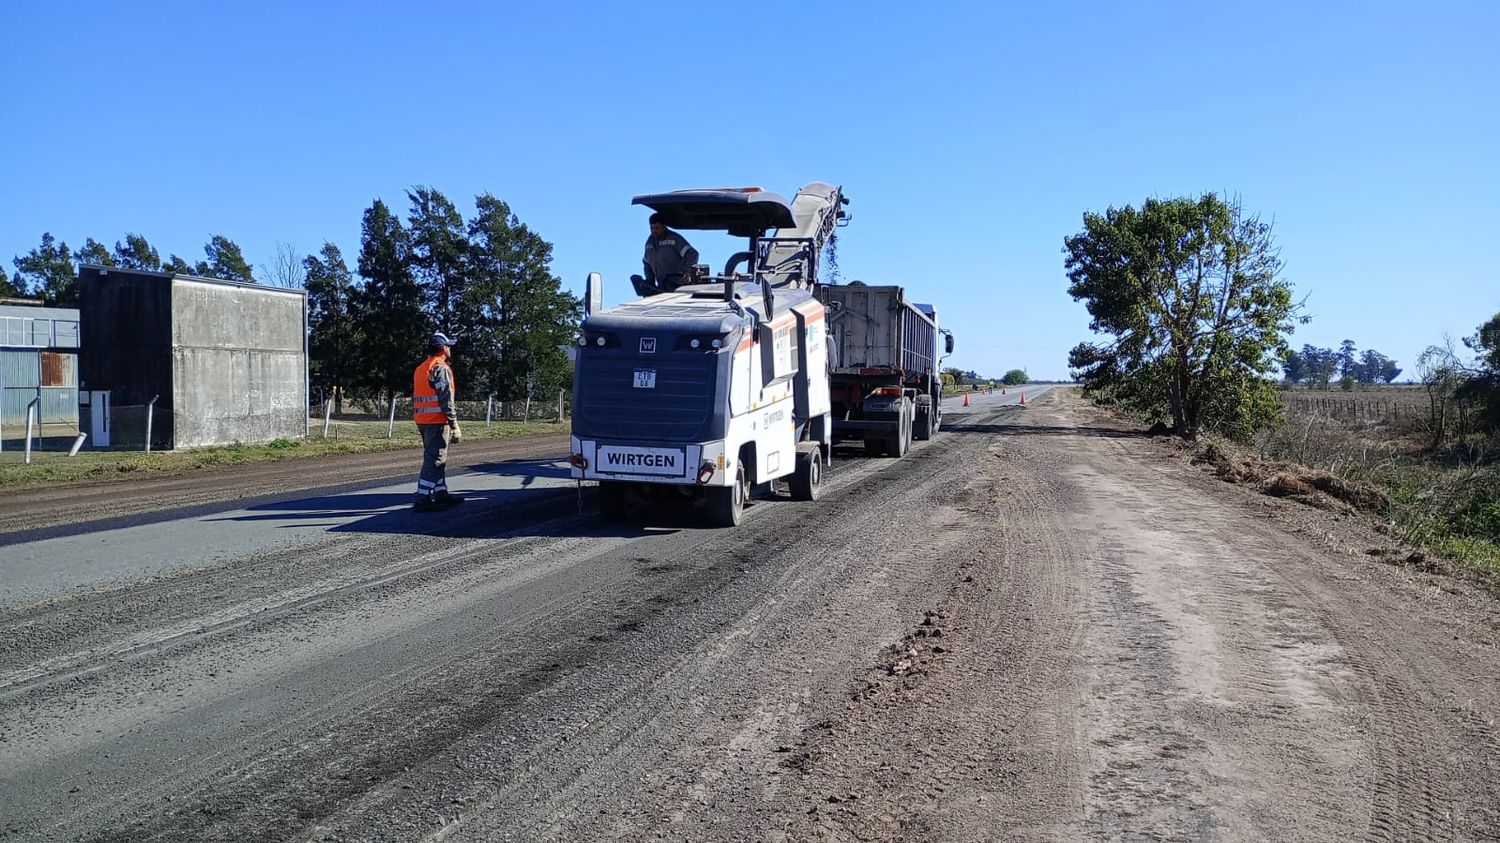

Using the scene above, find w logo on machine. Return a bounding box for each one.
[639,337,657,354]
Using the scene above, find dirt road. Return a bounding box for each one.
[3,389,1497,841]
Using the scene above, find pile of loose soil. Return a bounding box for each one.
[1190,437,1389,514]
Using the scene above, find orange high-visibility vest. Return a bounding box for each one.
[412,354,454,425]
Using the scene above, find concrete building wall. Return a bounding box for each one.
[169,277,307,447]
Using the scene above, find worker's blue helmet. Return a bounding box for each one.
[430,331,457,348]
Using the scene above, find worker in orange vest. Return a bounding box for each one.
[412,331,464,511]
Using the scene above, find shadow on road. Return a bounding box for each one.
[203,457,706,540]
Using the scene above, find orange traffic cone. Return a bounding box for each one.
[963,392,970,407]
[1019,391,1026,405]
[1002,387,1006,395]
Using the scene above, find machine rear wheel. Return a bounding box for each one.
[708,463,746,527]
[790,449,822,501]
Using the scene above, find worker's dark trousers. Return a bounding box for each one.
[415,423,450,498]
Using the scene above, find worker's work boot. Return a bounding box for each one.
[435,492,465,508]
[412,494,440,512]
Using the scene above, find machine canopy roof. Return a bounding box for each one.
[631,188,795,236]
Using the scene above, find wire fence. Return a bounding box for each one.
[1281,392,1430,424]
[306,392,573,439]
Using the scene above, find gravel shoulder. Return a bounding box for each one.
[2,389,1496,842]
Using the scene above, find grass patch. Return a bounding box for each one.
[1247,399,1500,588]
[0,418,566,490]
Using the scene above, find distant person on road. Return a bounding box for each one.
[633,212,700,296]
[412,331,464,512]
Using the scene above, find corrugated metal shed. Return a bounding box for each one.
[0,306,81,432]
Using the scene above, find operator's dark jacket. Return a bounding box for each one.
[643,229,700,284]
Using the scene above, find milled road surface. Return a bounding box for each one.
[3,387,1498,842]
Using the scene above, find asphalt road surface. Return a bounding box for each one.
[4,386,1498,842]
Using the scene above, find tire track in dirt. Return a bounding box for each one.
[1060,395,1496,841]
[780,413,1090,842]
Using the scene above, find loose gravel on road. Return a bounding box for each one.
[2,389,1497,842]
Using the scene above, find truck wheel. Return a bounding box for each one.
[864,437,886,457]
[708,463,746,527]
[598,481,626,520]
[892,403,911,458]
[790,449,822,501]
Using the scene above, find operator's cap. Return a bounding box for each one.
[430,331,457,347]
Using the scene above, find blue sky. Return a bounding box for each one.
[3,1,1496,380]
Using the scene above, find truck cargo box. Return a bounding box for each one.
[820,283,938,377]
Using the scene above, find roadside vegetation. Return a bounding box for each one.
[1064,193,1499,583]
[0,415,564,489]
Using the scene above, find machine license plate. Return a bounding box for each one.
[633,369,656,389]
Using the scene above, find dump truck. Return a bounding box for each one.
[569,183,848,526]
[819,283,952,457]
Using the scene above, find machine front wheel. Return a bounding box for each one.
[708,463,747,527]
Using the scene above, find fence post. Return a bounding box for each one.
[524,395,531,422]
[145,394,159,453]
[486,394,494,428]
[69,432,88,456]
[24,398,40,464]
[387,394,398,438]
[558,389,564,421]
[323,399,333,438]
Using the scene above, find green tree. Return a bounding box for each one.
[1282,349,1306,384]
[1299,344,1338,389]
[1001,369,1029,385]
[113,233,162,271]
[466,192,580,400]
[304,242,359,413]
[164,254,195,274]
[13,233,78,306]
[407,187,470,334]
[1356,348,1400,384]
[1338,339,1358,390]
[76,237,117,269]
[353,199,429,398]
[1065,194,1298,440]
[1459,311,1500,432]
[0,264,21,298]
[199,234,255,282]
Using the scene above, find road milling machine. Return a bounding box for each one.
[569,183,848,526]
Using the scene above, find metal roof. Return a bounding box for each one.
[631,188,796,236]
[79,265,307,298]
